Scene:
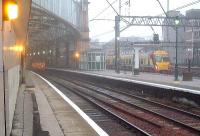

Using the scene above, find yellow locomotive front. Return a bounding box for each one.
[151,50,171,72]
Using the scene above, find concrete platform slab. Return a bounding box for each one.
[29,71,105,136]
[50,68,200,95]
[89,70,200,90]
[11,85,33,136]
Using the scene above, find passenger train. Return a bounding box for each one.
[31,59,46,71]
[106,49,171,73]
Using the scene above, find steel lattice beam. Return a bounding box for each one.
[120,16,200,27]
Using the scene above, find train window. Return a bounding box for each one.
[155,56,169,62]
[163,56,170,62]
[155,56,162,62]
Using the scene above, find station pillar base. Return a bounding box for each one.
[134,69,140,75]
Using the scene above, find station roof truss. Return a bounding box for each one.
[28,2,81,47]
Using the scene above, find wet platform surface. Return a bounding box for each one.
[11,71,102,136]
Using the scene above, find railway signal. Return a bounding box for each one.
[153,34,159,44]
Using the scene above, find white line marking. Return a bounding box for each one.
[32,71,109,136]
[48,68,200,95]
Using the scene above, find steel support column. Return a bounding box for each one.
[115,16,120,73]
[175,26,179,81]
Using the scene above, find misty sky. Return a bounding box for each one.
[88,0,200,42]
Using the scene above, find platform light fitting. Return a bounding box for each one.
[75,52,80,58]
[175,17,180,26]
[3,0,18,20]
[9,45,23,52]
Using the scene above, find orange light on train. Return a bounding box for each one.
[3,0,18,20]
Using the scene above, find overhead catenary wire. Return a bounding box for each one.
[92,29,115,38]
[90,0,132,22]
[155,0,185,42]
[156,0,168,17]
[92,24,131,38]
[91,0,200,22]
[90,0,118,21]
[158,0,200,16]
[105,0,119,15]
[91,0,200,38]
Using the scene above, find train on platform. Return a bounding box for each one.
[106,49,171,73]
[31,60,46,71]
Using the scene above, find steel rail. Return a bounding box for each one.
[83,79,200,120]
[47,76,152,136]
[59,76,200,134]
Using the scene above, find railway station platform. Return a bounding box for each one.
[87,70,200,91]
[11,71,107,136]
[49,68,200,94]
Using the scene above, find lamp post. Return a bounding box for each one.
[3,0,18,20]
[174,17,180,81]
[115,16,120,73]
[75,52,80,70]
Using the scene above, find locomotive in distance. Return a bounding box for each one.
[30,49,171,73]
[106,49,171,73]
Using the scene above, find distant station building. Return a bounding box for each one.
[185,9,200,66]
[103,36,146,56]
[80,48,106,71]
[162,11,186,65]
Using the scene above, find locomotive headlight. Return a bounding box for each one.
[155,65,158,70]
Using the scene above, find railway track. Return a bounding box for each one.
[79,79,200,128]
[40,71,200,136]
[45,77,149,136]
